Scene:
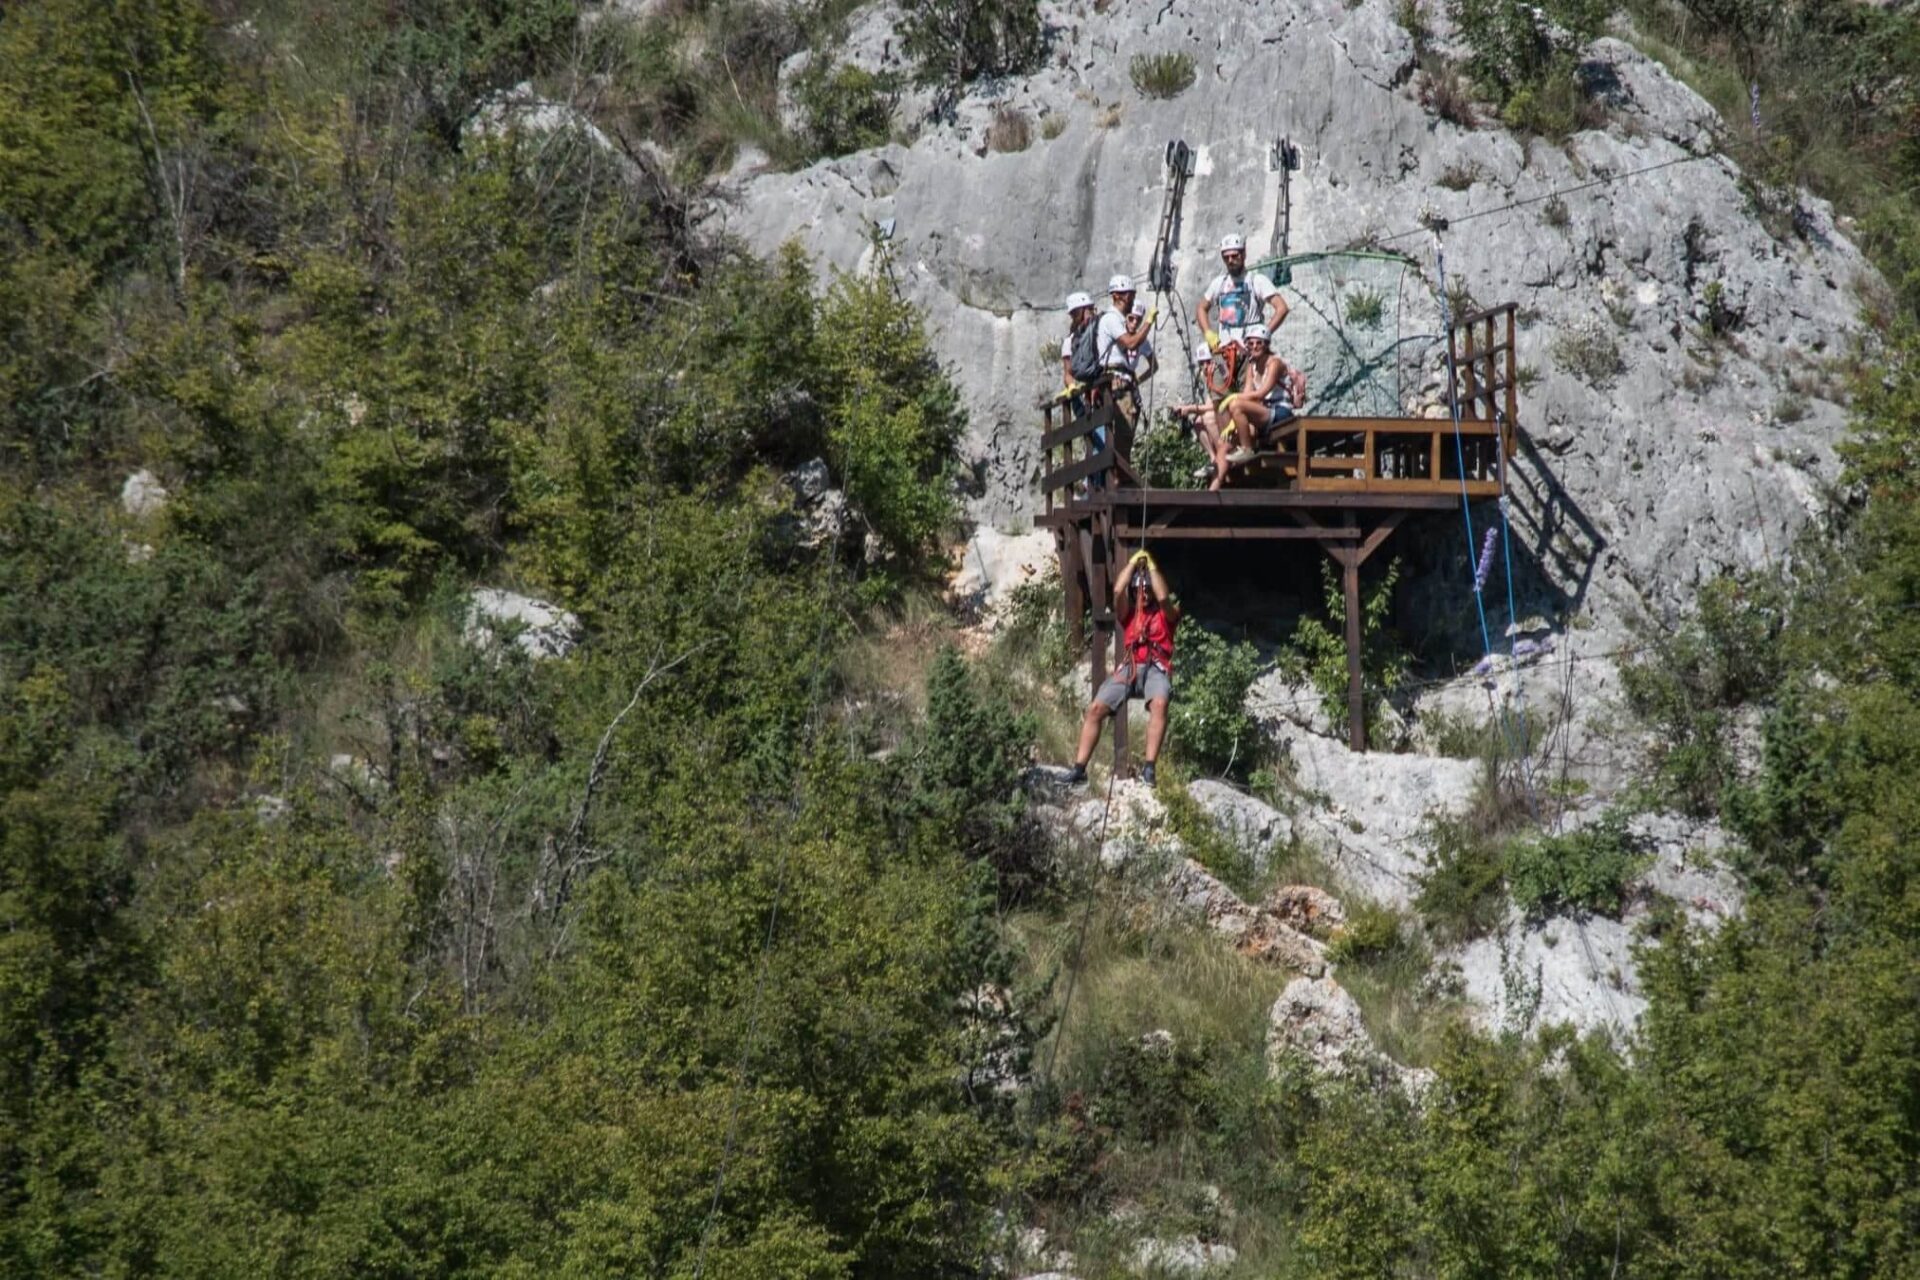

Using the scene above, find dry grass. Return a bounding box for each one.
[986,105,1032,154]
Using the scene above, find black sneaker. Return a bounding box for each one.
[1141,762,1157,787]
[1064,763,1088,786]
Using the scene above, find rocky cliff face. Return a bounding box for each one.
[710,0,1872,653]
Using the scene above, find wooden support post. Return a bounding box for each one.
[1341,552,1365,753]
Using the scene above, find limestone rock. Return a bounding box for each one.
[1264,884,1346,938]
[951,526,1056,618]
[1275,728,1483,907]
[466,81,645,185]
[1128,1236,1237,1276]
[1444,912,1646,1039]
[1184,779,1292,870]
[121,469,169,519]
[782,459,851,549]
[464,589,583,661]
[1266,974,1433,1096]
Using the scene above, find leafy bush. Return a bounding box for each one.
[1445,0,1607,137]
[790,59,900,157]
[1134,414,1210,489]
[1168,624,1263,778]
[1505,809,1646,917]
[1344,285,1388,328]
[1129,52,1197,99]
[1415,809,1511,941]
[1327,902,1408,965]
[999,570,1075,676]
[901,0,1044,93]
[1280,559,1409,741]
[907,646,1040,888]
[1620,575,1787,814]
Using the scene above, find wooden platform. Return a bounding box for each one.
[1041,304,1522,760]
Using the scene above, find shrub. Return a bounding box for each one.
[1418,54,1479,127]
[1620,575,1787,814]
[1344,286,1387,329]
[1506,809,1646,917]
[791,59,900,158]
[1169,624,1264,778]
[1280,559,1409,742]
[1327,902,1407,965]
[1129,52,1197,100]
[1436,161,1483,191]
[999,570,1074,677]
[1550,323,1624,388]
[1039,111,1068,139]
[1445,0,1607,137]
[901,0,1045,94]
[1135,414,1210,489]
[985,104,1031,153]
[907,646,1040,889]
[1540,196,1570,227]
[1415,809,1511,942]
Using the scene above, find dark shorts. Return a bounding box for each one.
[1094,663,1173,710]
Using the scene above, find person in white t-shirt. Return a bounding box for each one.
[1195,234,1286,389]
[1125,297,1158,385]
[1095,274,1155,434]
[1059,290,1097,392]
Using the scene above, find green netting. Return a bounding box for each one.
[1250,250,1441,418]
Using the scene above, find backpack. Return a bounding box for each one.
[1069,320,1102,385]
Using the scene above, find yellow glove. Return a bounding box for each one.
[1145,306,1159,326]
[1204,328,1220,351]
[1128,549,1150,567]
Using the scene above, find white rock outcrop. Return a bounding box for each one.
[1128,1236,1238,1277]
[121,469,169,519]
[1276,728,1483,907]
[464,589,583,662]
[1185,778,1292,871]
[952,526,1056,617]
[1267,974,1434,1096]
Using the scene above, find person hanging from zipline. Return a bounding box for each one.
[1065,549,1179,788]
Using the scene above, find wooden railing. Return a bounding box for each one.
[1039,378,1130,515]
[1038,305,1521,503]
[1449,301,1519,438]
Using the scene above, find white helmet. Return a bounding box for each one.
[1193,341,1214,364]
[1130,298,1148,318]
[1244,323,1271,343]
[1220,233,1246,253]
[1108,273,1135,294]
[1065,290,1094,312]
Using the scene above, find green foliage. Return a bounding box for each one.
[1343,285,1387,328]
[1134,414,1211,489]
[1551,322,1625,387]
[1415,808,1511,942]
[1325,901,1407,965]
[1506,809,1646,918]
[790,59,900,158]
[906,646,1038,881]
[1445,0,1608,136]
[1129,52,1197,100]
[1280,559,1409,741]
[900,0,1044,94]
[1168,625,1263,778]
[1620,574,1786,814]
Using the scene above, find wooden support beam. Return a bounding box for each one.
[1342,552,1365,753]
[1114,524,1359,540]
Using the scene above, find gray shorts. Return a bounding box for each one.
[1095,663,1173,710]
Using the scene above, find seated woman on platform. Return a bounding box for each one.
[1220,324,1306,465]
[1170,340,1234,492]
